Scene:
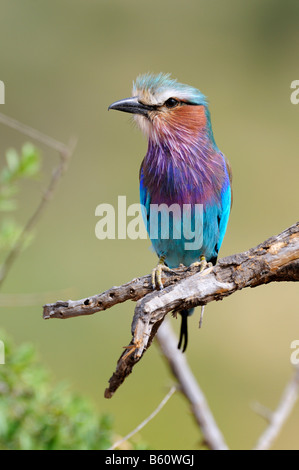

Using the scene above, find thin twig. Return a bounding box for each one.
[251,402,273,422]
[156,321,229,450]
[253,366,299,450]
[108,385,177,450]
[0,112,70,155]
[0,112,77,288]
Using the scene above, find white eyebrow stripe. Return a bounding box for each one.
[135,88,192,106]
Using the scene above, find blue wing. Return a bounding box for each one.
[139,156,232,268]
[139,167,151,234]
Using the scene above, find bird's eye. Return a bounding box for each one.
[164,98,179,109]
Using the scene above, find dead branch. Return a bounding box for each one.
[43,222,299,398]
[156,321,229,450]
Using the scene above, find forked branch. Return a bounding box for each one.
[43,222,299,398]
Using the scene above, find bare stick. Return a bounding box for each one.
[253,366,299,450]
[156,321,229,450]
[109,385,177,450]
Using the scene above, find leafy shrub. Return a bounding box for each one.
[0,331,113,450]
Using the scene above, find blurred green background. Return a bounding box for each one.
[0,0,299,450]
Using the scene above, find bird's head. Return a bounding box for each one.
[109,73,212,145]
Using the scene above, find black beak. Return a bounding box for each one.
[108,96,154,116]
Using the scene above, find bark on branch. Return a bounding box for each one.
[43,222,299,398]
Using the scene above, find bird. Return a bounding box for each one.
[109,72,232,352]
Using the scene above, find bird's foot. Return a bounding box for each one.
[190,255,212,273]
[151,256,174,290]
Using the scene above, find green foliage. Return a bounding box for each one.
[0,143,40,210]
[0,144,115,450]
[0,143,40,257]
[0,331,113,450]
[0,142,145,450]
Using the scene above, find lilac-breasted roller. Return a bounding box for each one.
[109,73,232,352]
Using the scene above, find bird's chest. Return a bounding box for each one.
[142,153,218,207]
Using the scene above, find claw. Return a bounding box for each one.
[190,255,212,273]
[151,256,173,290]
